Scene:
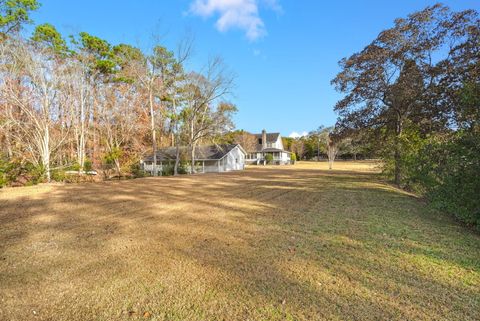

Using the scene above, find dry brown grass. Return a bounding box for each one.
[0,161,479,321]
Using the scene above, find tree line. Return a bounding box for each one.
[0,0,236,185]
[281,127,373,162]
[330,4,479,228]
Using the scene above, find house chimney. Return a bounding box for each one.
[262,129,267,150]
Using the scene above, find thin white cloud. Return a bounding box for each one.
[189,0,281,41]
[288,131,308,138]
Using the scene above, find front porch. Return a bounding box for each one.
[245,151,291,165]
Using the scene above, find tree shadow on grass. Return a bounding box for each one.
[0,167,479,320]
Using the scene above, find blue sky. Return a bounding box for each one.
[29,0,479,137]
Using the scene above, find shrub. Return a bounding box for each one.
[103,147,123,166]
[161,164,174,176]
[0,160,45,186]
[68,159,93,173]
[70,163,81,171]
[379,125,427,188]
[51,170,66,182]
[290,153,297,163]
[160,162,189,176]
[178,162,189,174]
[408,131,480,228]
[264,154,273,164]
[0,157,8,187]
[130,163,146,178]
[84,159,93,172]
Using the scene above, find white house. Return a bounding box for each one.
[142,144,247,174]
[246,130,291,165]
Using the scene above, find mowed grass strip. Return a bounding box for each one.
[0,161,478,321]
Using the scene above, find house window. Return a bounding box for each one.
[258,138,262,145]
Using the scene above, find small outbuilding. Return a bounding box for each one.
[142,144,247,174]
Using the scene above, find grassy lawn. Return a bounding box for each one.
[0,161,479,321]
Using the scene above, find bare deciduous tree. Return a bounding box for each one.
[0,39,68,181]
[183,57,235,173]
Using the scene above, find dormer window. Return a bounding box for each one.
[258,138,262,144]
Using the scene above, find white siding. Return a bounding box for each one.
[143,163,163,173]
[203,160,220,173]
[223,146,245,171]
[275,135,284,150]
[280,151,290,163]
[143,145,246,174]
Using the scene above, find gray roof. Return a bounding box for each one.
[261,148,291,153]
[250,132,284,152]
[253,132,280,143]
[143,144,244,162]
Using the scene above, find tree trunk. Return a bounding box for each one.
[173,99,180,176]
[114,158,121,179]
[189,119,196,174]
[4,104,13,159]
[394,114,403,186]
[327,141,336,170]
[5,127,13,159]
[78,93,86,174]
[190,144,196,174]
[317,140,320,161]
[174,145,180,176]
[92,87,99,169]
[43,125,51,183]
[394,147,401,185]
[149,91,157,177]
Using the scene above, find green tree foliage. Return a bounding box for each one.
[112,43,144,83]
[0,0,39,35]
[457,82,480,128]
[407,77,480,228]
[282,137,293,151]
[406,132,480,228]
[0,158,44,187]
[31,23,69,55]
[78,31,116,75]
[332,4,479,227]
[332,4,478,185]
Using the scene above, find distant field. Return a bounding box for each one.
[0,161,479,321]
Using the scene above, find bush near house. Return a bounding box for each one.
[264,154,273,164]
[290,153,297,164]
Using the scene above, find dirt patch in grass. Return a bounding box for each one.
[0,161,479,321]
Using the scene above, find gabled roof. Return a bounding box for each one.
[253,132,280,143]
[143,144,245,162]
[250,132,282,152]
